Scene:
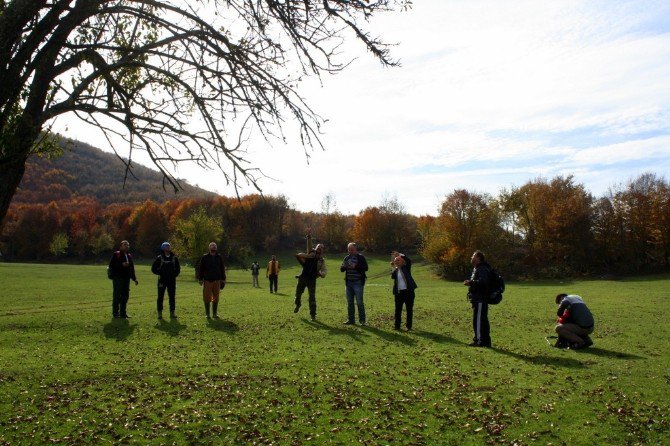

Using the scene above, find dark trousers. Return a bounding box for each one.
[295,276,317,317]
[157,279,176,313]
[112,277,130,317]
[394,290,415,329]
[471,301,491,345]
[269,274,278,293]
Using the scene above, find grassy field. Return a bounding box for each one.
[0,256,669,445]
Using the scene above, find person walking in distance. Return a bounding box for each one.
[294,229,327,321]
[267,255,281,293]
[151,242,181,319]
[340,242,368,325]
[251,261,260,288]
[108,240,138,319]
[198,242,226,319]
[463,250,494,347]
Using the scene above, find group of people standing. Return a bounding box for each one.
[108,238,594,350]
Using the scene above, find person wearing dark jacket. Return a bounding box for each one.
[555,294,594,349]
[151,242,181,319]
[340,242,369,325]
[463,250,493,347]
[391,250,412,272]
[294,229,326,320]
[391,255,417,331]
[108,240,138,318]
[197,242,226,319]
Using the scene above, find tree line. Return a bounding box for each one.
[422,173,670,278]
[2,172,669,279]
[0,193,420,267]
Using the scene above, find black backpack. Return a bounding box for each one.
[487,268,505,305]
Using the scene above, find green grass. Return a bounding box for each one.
[0,257,669,445]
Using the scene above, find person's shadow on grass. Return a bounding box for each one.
[411,330,466,346]
[155,318,187,337]
[303,319,366,343]
[360,324,417,346]
[491,347,585,368]
[103,318,136,341]
[573,346,645,360]
[206,318,239,333]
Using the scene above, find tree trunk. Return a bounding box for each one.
[0,153,29,232]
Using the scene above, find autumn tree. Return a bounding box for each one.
[421,189,503,278]
[319,193,351,252]
[499,176,592,275]
[126,199,168,256]
[171,207,223,269]
[0,0,409,231]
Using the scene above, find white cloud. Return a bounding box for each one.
[53,0,670,216]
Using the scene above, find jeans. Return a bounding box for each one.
[345,280,366,323]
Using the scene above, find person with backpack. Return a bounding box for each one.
[197,242,226,319]
[251,261,261,287]
[463,250,495,347]
[151,242,181,320]
[108,240,138,319]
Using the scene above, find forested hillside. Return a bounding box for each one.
[12,137,215,206]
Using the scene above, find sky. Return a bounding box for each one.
[55,0,670,216]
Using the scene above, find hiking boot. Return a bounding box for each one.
[157,311,163,320]
[170,312,177,319]
[294,303,301,313]
[582,336,593,348]
[310,315,316,321]
[343,321,355,325]
[554,337,570,349]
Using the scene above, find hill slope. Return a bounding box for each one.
[12,136,216,206]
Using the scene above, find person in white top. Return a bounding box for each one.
[391,255,417,331]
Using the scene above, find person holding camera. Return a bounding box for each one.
[463,250,493,347]
[197,242,226,319]
[555,294,594,349]
[340,242,369,325]
[108,240,138,319]
[391,254,417,331]
[294,229,326,321]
